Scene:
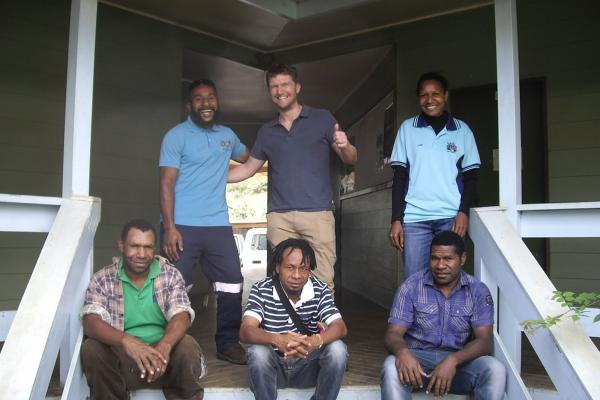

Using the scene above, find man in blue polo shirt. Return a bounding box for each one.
[389,72,480,278]
[228,63,358,290]
[240,239,348,400]
[159,79,249,364]
[381,231,506,399]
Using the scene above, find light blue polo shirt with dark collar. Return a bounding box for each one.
[160,117,246,226]
[390,114,480,223]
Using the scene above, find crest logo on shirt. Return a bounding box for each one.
[446,142,458,153]
[486,295,494,306]
[220,140,233,150]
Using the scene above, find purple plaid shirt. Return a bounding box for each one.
[389,269,494,351]
[81,256,194,331]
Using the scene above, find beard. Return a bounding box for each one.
[190,108,220,129]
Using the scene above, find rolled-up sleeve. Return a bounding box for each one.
[80,276,111,324]
[164,267,195,324]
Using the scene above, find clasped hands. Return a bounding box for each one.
[122,334,171,383]
[395,348,458,397]
[274,332,322,359]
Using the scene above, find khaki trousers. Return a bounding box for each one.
[267,210,336,289]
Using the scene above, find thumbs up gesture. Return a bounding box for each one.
[333,123,348,149]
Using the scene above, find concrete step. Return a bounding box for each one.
[127,386,470,399]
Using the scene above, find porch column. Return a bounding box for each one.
[62,0,98,197]
[494,0,522,226]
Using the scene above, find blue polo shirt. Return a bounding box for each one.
[251,106,336,213]
[390,114,480,223]
[388,269,494,351]
[159,117,246,226]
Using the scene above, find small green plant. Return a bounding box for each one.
[522,290,600,334]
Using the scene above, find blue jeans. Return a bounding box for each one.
[247,341,348,400]
[403,218,455,278]
[381,350,506,400]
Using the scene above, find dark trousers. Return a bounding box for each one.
[161,225,243,352]
[81,335,205,400]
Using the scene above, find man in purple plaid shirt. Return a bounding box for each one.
[381,231,506,399]
[80,219,205,400]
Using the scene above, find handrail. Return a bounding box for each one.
[0,196,100,400]
[471,207,600,399]
[0,194,62,232]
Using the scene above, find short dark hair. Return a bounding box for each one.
[188,79,217,98]
[431,231,465,255]
[120,219,156,242]
[265,63,298,87]
[416,72,449,94]
[270,238,317,272]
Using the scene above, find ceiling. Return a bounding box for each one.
[102,0,491,52]
[183,46,392,124]
[101,0,490,126]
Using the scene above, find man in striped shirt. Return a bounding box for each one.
[240,239,348,400]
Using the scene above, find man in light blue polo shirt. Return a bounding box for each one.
[389,72,480,278]
[159,79,249,364]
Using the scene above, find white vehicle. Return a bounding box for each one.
[241,228,267,272]
[233,233,244,266]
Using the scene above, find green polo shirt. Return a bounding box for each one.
[120,259,167,344]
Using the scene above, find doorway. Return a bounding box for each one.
[450,79,549,271]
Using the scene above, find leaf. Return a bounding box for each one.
[594,313,600,323]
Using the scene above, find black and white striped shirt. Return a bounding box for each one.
[244,276,341,334]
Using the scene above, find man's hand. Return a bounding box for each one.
[286,334,323,358]
[395,348,428,388]
[163,227,183,262]
[121,335,167,382]
[273,332,311,359]
[452,212,468,237]
[153,341,173,379]
[426,355,458,396]
[333,124,349,149]
[389,221,404,251]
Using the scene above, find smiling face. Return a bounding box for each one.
[275,247,311,300]
[189,84,219,128]
[268,73,301,112]
[118,228,156,279]
[429,244,466,292]
[418,79,448,117]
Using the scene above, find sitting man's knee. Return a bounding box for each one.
[482,356,506,378]
[248,344,274,365]
[81,338,110,365]
[381,354,398,379]
[322,340,348,366]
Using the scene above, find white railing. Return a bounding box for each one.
[471,206,600,400]
[0,196,100,400]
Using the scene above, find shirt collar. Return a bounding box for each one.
[268,104,310,127]
[118,257,160,285]
[415,112,458,131]
[186,116,219,132]
[271,277,315,305]
[422,269,469,289]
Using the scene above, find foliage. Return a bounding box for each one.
[522,290,600,334]
[226,173,267,222]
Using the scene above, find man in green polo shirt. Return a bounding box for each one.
[81,219,204,400]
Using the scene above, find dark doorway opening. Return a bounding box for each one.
[451,79,549,272]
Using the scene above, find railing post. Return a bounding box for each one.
[494,0,522,226]
[498,291,522,374]
[62,0,97,197]
[60,250,93,383]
